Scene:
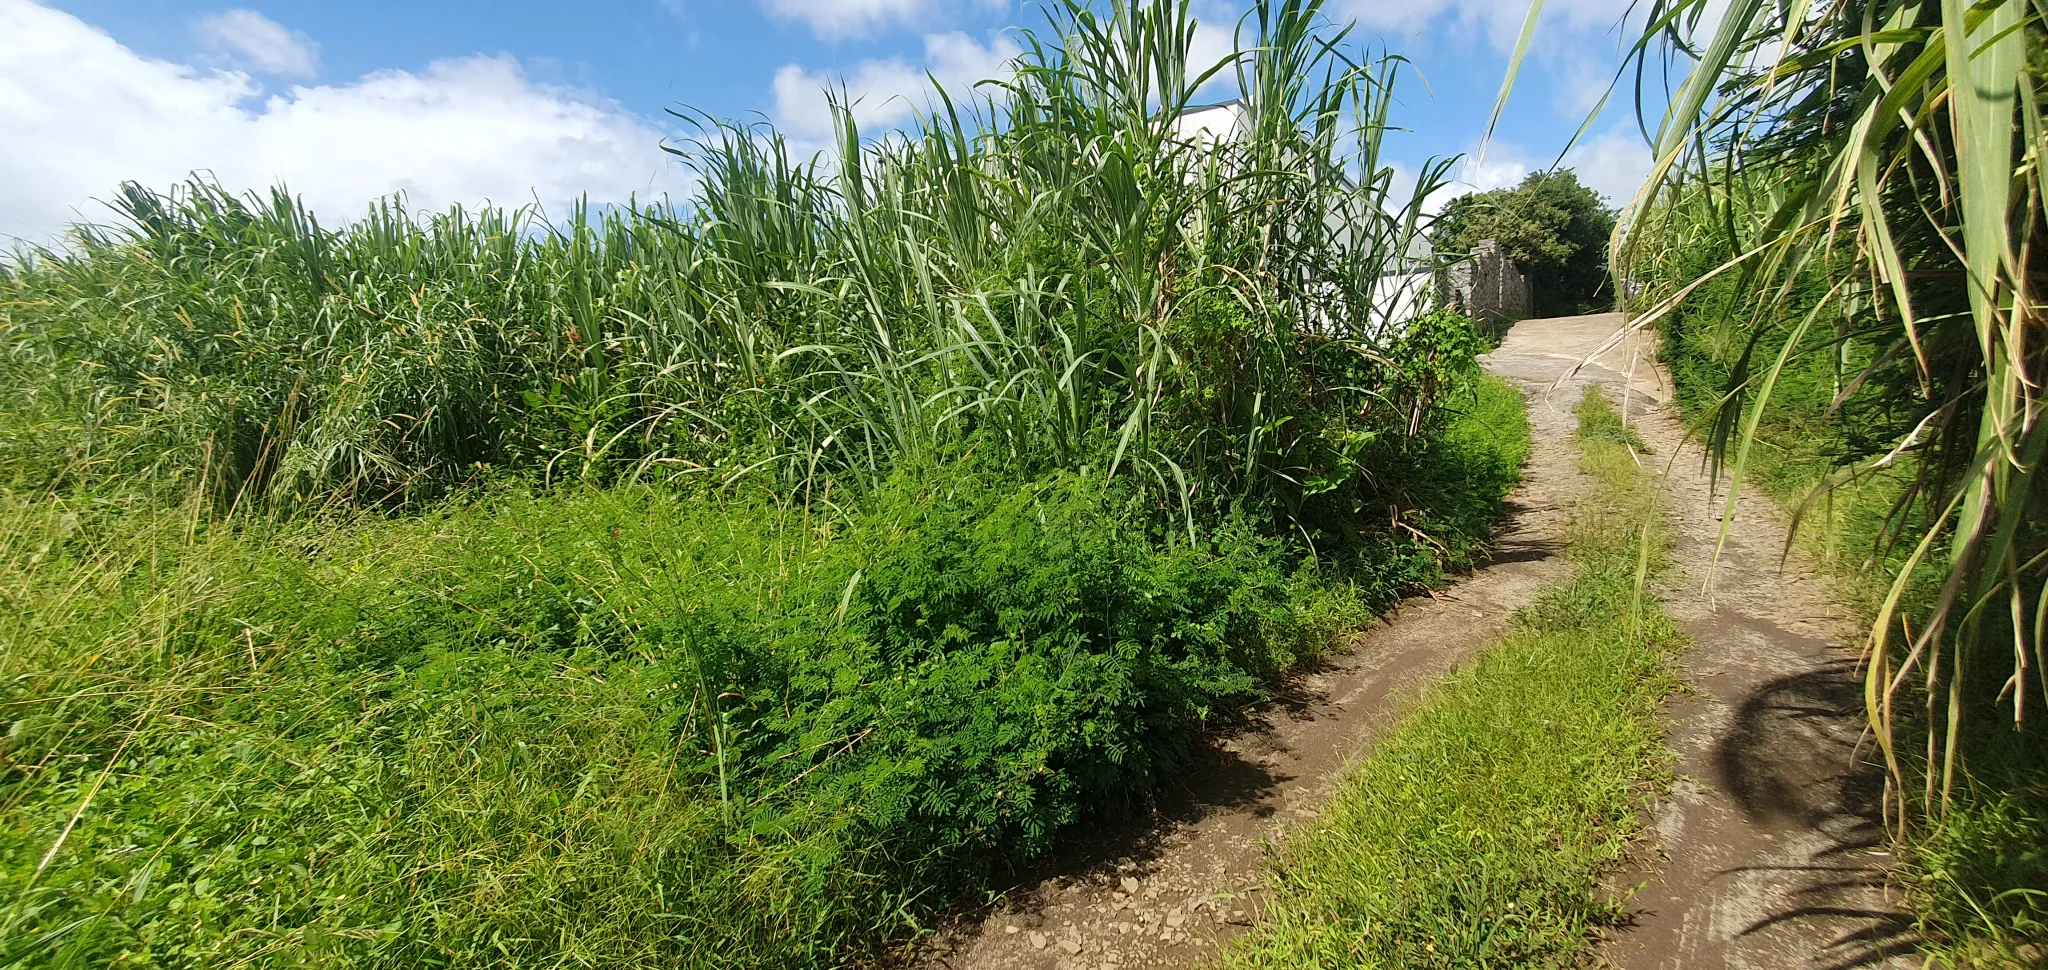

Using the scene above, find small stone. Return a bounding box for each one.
[1058,939,1083,956]
[1031,931,1049,949]
[1120,876,1140,893]
[1005,924,1020,935]
[1165,912,1185,928]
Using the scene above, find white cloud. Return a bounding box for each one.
[1181,0,1243,88]
[1450,142,1536,195]
[193,8,318,76]
[1555,53,1615,118]
[1337,0,1511,42]
[0,0,687,244]
[1188,19,1240,86]
[1336,0,1644,138]
[1433,126,1651,209]
[1384,161,1438,215]
[761,0,937,41]
[1561,127,1652,207]
[770,30,1020,146]
[1337,0,1635,46]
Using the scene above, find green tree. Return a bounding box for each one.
[1432,169,1616,316]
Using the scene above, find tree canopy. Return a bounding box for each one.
[1432,169,1616,316]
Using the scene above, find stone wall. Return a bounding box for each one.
[1437,239,1530,326]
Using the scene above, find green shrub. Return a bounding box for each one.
[0,463,1338,967]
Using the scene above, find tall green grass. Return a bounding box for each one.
[1219,386,1678,969]
[1,0,1450,541]
[1609,3,2048,955]
[1611,0,2048,841]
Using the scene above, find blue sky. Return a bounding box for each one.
[2,0,1657,243]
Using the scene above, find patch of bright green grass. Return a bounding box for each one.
[1905,728,2048,968]
[1220,385,1679,969]
[0,376,1531,970]
[1423,372,1535,571]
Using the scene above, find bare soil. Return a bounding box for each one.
[911,313,1914,970]
[1495,313,1915,970]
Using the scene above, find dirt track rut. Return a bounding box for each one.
[1493,313,1914,970]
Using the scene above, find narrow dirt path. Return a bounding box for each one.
[911,348,1595,970]
[1492,314,1916,970]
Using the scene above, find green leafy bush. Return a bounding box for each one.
[1,365,1529,969]
[0,451,1406,968]
[1432,170,1617,316]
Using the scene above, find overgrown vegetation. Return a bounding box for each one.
[1219,385,1679,970]
[1617,1,2048,961]
[0,1,1535,966]
[1431,169,1616,316]
[0,398,1526,970]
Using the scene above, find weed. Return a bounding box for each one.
[0,381,1527,968]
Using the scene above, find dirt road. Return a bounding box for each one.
[914,313,1911,970]
[1492,313,1914,970]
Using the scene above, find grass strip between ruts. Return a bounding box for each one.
[1220,385,1681,969]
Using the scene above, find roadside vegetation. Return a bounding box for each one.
[1431,169,1617,317]
[1617,1,2048,960]
[1641,214,2048,966]
[0,1,1532,967]
[1221,386,1679,969]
